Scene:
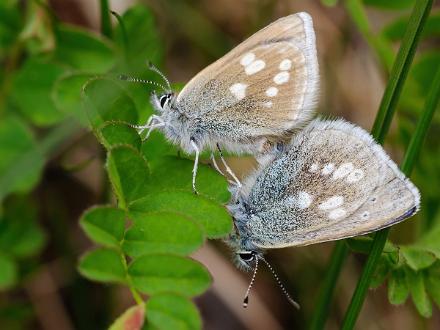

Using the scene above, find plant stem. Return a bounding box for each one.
[119,251,144,305]
[370,0,433,144]
[100,0,112,39]
[341,1,434,328]
[309,241,349,330]
[111,11,129,63]
[400,68,440,175]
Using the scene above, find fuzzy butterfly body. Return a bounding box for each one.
[173,12,319,149]
[139,12,319,192]
[227,119,420,268]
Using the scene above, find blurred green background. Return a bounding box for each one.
[0,0,439,329]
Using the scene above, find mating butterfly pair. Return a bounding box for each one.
[129,12,420,307]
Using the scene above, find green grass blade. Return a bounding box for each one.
[341,3,436,328]
[309,241,349,330]
[100,0,113,39]
[400,68,440,175]
[371,0,434,144]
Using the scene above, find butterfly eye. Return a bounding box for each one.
[239,252,255,262]
[159,94,169,108]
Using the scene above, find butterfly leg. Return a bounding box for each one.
[210,153,225,176]
[132,115,165,140]
[216,144,242,188]
[190,138,200,195]
[131,115,155,134]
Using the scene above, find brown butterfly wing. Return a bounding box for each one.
[176,12,319,143]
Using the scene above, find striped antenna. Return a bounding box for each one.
[118,74,168,92]
[243,257,259,308]
[261,257,300,309]
[146,61,172,91]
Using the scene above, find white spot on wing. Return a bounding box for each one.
[279,59,292,70]
[346,169,364,183]
[321,163,335,175]
[266,87,278,97]
[229,83,247,100]
[319,196,344,210]
[274,71,290,84]
[309,163,319,173]
[332,162,354,180]
[245,60,266,75]
[264,101,273,108]
[297,191,312,209]
[240,52,255,66]
[329,208,347,220]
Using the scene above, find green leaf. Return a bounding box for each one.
[146,293,201,330]
[123,212,204,257]
[412,221,440,258]
[11,57,66,126]
[109,304,145,330]
[129,191,232,239]
[411,51,440,92]
[362,0,415,10]
[0,254,17,290]
[426,264,440,308]
[52,72,92,124]
[401,246,436,270]
[82,78,138,129]
[0,2,20,57]
[0,197,46,258]
[115,5,163,70]
[54,24,115,73]
[78,248,126,284]
[80,206,126,248]
[382,12,440,41]
[388,267,409,305]
[141,132,178,166]
[106,145,150,209]
[407,269,432,318]
[0,117,44,202]
[143,156,230,203]
[99,123,142,151]
[128,254,211,297]
[321,0,339,6]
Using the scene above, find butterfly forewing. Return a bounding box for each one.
[241,119,420,248]
[176,12,319,140]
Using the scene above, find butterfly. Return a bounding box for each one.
[226,118,420,307]
[128,12,319,193]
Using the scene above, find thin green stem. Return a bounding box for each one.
[100,0,113,39]
[400,68,440,175]
[111,11,129,62]
[344,0,394,71]
[341,2,435,328]
[119,251,143,305]
[371,0,433,144]
[309,241,349,330]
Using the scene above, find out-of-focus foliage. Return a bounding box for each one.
[0,0,439,329]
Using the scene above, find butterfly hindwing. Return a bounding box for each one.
[176,13,319,142]
[239,119,420,248]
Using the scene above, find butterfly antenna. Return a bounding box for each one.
[243,257,259,308]
[147,61,172,92]
[118,74,168,92]
[261,258,300,309]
